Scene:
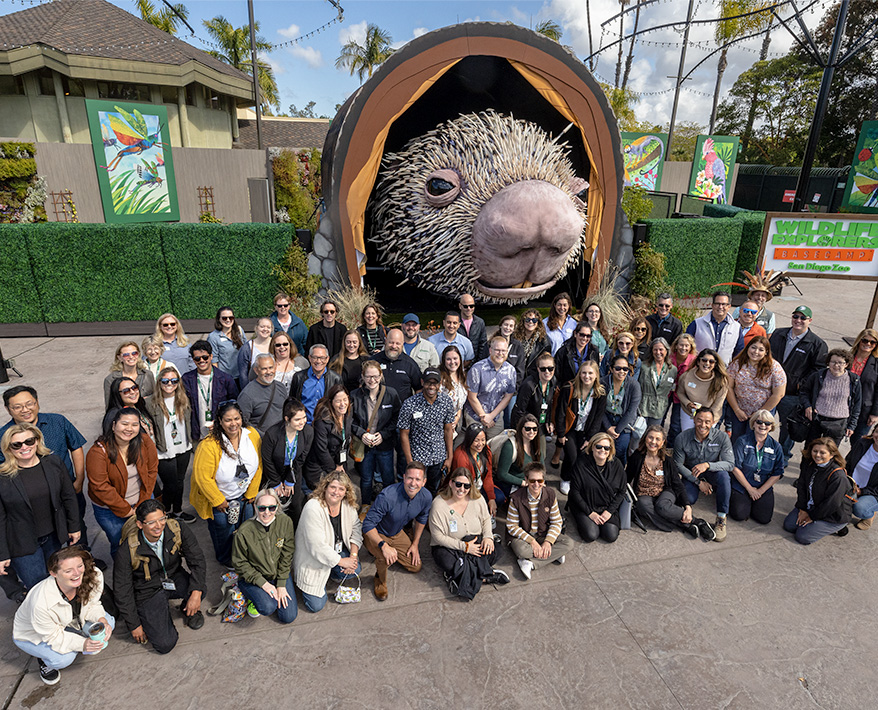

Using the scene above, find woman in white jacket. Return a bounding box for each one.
[294,472,363,612]
[13,547,114,686]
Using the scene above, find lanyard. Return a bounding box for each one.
[653,362,667,386]
[364,327,378,351]
[285,432,298,465]
[197,372,213,409]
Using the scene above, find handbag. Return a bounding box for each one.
[786,406,810,443]
[628,415,647,439]
[334,573,361,604]
[352,386,385,463]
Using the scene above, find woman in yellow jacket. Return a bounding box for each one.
[190,402,262,567]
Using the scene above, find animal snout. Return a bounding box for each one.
[471,180,584,290]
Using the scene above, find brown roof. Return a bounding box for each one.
[0,0,248,82]
[236,117,331,150]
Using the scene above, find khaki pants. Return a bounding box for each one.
[464,411,504,440]
[364,530,422,582]
[510,534,573,570]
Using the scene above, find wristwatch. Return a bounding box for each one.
[378,540,385,549]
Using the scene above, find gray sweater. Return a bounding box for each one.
[237,380,288,434]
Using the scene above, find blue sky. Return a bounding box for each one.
[5,0,828,127]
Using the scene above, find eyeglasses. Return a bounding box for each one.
[256,505,278,512]
[613,366,629,372]
[119,385,140,395]
[220,316,234,322]
[862,339,877,345]
[311,355,328,361]
[193,354,211,363]
[322,309,336,315]
[276,303,290,308]
[460,303,475,309]
[754,420,772,427]
[160,377,180,385]
[9,436,37,450]
[791,314,808,320]
[120,351,139,358]
[363,374,381,381]
[538,366,555,372]
[527,479,544,485]
[524,317,539,324]
[713,302,731,308]
[143,516,168,526]
[741,308,758,315]
[593,443,611,451]
[523,426,539,432]
[452,480,472,490]
[8,401,36,412]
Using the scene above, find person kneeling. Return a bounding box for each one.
[113,500,206,654]
[729,411,785,524]
[232,489,297,623]
[569,433,626,543]
[429,468,510,599]
[13,548,114,686]
[507,463,573,579]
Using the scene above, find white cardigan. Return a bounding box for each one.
[294,498,364,596]
[14,570,107,654]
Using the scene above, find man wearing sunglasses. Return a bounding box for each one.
[181,340,238,441]
[305,299,345,360]
[646,293,683,346]
[458,294,488,361]
[769,306,828,462]
[686,290,744,365]
[113,500,206,654]
[735,300,767,347]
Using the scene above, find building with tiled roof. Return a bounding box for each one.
[236,114,330,151]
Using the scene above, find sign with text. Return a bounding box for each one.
[758,213,878,280]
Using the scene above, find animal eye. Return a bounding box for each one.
[575,187,588,203]
[427,178,455,196]
[423,169,461,207]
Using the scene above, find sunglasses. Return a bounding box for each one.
[862,339,877,345]
[539,366,555,372]
[523,426,539,432]
[160,377,180,385]
[193,355,211,363]
[460,303,475,309]
[699,358,716,365]
[633,327,647,332]
[754,420,772,427]
[741,308,758,315]
[220,315,234,322]
[656,303,672,309]
[161,322,176,328]
[791,314,808,320]
[576,332,592,338]
[527,479,545,484]
[275,343,290,348]
[276,303,290,308]
[452,480,472,490]
[120,351,139,358]
[593,443,611,451]
[713,302,731,308]
[120,385,140,395]
[524,317,540,324]
[256,505,278,513]
[9,436,37,450]
[322,309,336,315]
[613,366,629,372]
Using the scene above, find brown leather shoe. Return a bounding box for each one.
[374,575,388,601]
[856,513,876,530]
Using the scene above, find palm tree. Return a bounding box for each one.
[136,0,189,35]
[621,0,642,90]
[535,19,563,42]
[335,24,394,82]
[203,15,278,113]
[615,0,631,88]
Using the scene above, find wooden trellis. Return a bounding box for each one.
[197,186,216,217]
[49,190,76,222]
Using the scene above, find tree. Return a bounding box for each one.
[535,20,563,42]
[600,83,638,130]
[287,101,329,119]
[667,121,705,161]
[203,15,279,113]
[615,1,631,88]
[715,55,821,165]
[335,24,394,82]
[136,0,189,35]
[621,0,642,90]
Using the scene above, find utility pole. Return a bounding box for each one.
[666,0,696,160]
[247,0,263,150]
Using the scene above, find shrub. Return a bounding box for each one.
[272,149,321,232]
[325,283,380,330]
[630,242,667,301]
[271,238,322,325]
[622,185,654,226]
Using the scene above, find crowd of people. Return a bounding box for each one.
[0,283,872,685]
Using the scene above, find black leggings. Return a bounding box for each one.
[728,487,775,524]
[157,451,192,514]
[570,507,621,543]
[560,430,588,482]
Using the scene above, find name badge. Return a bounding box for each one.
[335,541,343,554]
[448,518,458,533]
[339,451,347,463]
[381,404,393,409]
[707,443,719,448]
[162,580,176,591]
[687,382,697,388]
[380,363,387,370]
[413,411,424,419]
[540,403,548,410]
[764,447,774,454]
[655,469,664,477]
[667,377,675,383]
[753,473,762,483]
[795,348,806,354]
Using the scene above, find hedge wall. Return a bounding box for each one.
[733,211,766,278]
[644,217,743,297]
[0,223,295,324]
[703,203,748,218]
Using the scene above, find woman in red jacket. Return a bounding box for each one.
[451,423,500,518]
[86,407,157,557]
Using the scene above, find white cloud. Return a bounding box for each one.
[264,55,286,76]
[412,27,429,39]
[339,20,367,47]
[289,45,323,69]
[393,27,431,51]
[509,6,530,26]
[278,23,300,39]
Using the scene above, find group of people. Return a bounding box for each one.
[1,282,873,685]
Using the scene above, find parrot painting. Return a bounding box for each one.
[701,137,727,204]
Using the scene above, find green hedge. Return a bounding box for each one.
[0,223,295,323]
[703,203,748,218]
[733,211,766,278]
[645,217,743,297]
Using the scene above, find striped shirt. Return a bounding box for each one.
[506,490,562,545]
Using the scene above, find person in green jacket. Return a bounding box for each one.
[493,415,545,497]
[232,489,297,623]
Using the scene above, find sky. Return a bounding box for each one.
[3,0,837,127]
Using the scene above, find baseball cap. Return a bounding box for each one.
[793,305,812,318]
[403,313,420,324]
[422,367,441,382]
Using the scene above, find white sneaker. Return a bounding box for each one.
[560,480,571,495]
[557,555,566,565]
[517,558,534,580]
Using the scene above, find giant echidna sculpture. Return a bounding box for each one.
[368,110,589,304]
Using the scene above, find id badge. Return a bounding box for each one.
[539,412,546,424]
[413,411,424,420]
[205,410,213,422]
[334,541,343,554]
[655,469,664,478]
[753,472,762,484]
[448,518,458,533]
[171,422,180,444]
[162,579,176,591]
[339,451,347,463]
[540,402,548,410]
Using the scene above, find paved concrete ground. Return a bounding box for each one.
[0,276,876,709]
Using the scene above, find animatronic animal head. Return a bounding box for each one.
[368,111,589,304]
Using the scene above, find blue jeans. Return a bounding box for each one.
[853,495,878,520]
[359,448,395,505]
[207,502,253,567]
[607,413,631,466]
[239,576,298,623]
[12,533,62,590]
[503,395,517,429]
[683,469,731,516]
[301,554,362,613]
[14,614,115,670]
[668,403,683,448]
[783,509,846,544]
[92,505,129,559]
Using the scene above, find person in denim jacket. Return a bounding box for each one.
[730,410,785,524]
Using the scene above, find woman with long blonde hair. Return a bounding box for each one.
[154,313,193,373]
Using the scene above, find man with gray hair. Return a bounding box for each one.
[646,292,683,346]
[289,345,342,422]
[237,353,287,433]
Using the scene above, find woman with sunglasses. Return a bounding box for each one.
[675,348,729,434]
[439,345,468,435]
[269,331,308,388]
[601,356,642,466]
[849,329,878,437]
[270,291,307,355]
[729,410,785,524]
[667,334,698,445]
[357,303,387,355]
[0,426,80,590]
[207,307,246,381]
[86,407,158,557]
[512,308,551,377]
[102,377,155,439]
[628,316,653,360]
[451,423,501,517]
[555,322,600,385]
[512,352,556,439]
[145,367,195,523]
[232,489,297,623]
[238,318,275,384]
[726,335,786,442]
[429,467,509,596]
[329,330,370,393]
[102,341,155,407]
[154,313,194,374]
[295,472,363,612]
[494,415,545,496]
[568,432,626,543]
[543,292,578,356]
[190,402,262,567]
[581,302,609,357]
[600,331,642,380]
[304,385,353,492]
[638,338,677,429]
[556,360,607,492]
[306,299,346,360]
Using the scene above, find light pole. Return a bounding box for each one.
[247,0,263,150]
